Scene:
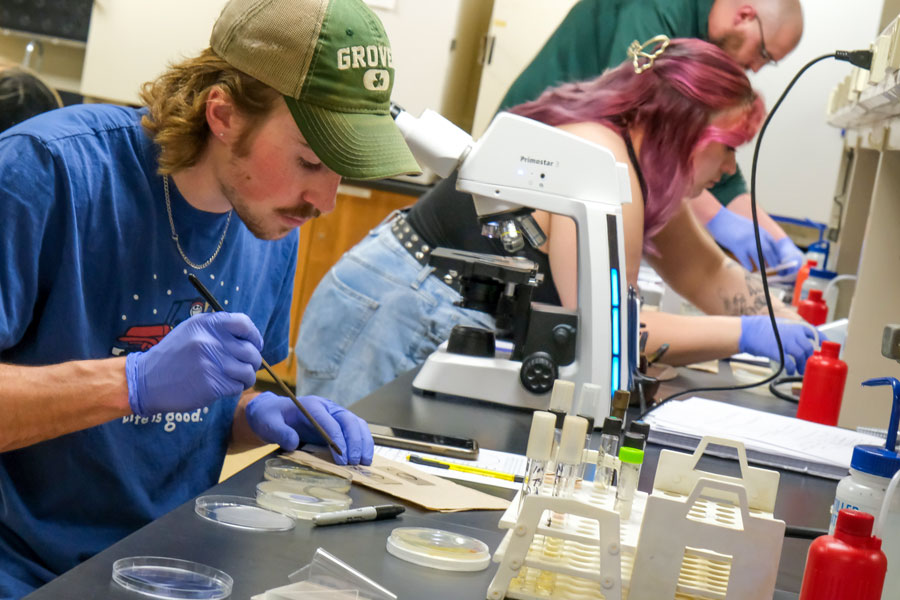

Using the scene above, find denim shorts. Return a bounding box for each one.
[295,219,495,407]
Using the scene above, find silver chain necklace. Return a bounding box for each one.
[164,175,232,270]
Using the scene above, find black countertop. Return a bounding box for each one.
[25,364,832,599]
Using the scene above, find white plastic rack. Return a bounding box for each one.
[487,437,785,600]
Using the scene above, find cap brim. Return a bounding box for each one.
[285,97,421,180]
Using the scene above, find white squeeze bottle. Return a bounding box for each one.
[831,377,900,599]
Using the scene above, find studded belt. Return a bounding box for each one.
[390,215,459,287]
[391,215,432,265]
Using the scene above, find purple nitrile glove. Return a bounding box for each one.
[245,392,374,466]
[125,312,263,416]
[706,206,780,271]
[739,316,819,375]
[773,237,805,276]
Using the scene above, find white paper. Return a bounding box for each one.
[644,397,886,469]
[374,445,527,491]
[729,352,772,366]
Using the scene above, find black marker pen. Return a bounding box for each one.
[312,504,405,527]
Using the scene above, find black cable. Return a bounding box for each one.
[835,49,874,69]
[640,50,871,420]
[769,375,803,402]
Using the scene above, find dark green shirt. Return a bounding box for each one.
[499,0,744,206]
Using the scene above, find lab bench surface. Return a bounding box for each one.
[350,365,836,599]
[23,450,510,600]
[25,363,832,599]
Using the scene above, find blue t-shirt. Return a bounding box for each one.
[0,104,297,598]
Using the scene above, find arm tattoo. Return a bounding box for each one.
[718,261,769,316]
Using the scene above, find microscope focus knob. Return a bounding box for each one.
[520,352,557,394]
[446,325,495,357]
[552,324,576,346]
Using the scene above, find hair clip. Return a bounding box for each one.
[627,35,671,74]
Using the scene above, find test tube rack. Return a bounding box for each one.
[487,436,785,600]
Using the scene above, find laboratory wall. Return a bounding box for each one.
[735,0,885,226]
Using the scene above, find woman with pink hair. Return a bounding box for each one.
[296,37,814,406]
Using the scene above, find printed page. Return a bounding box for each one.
[645,397,885,469]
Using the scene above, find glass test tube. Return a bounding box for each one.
[552,415,589,499]
[614,433,646,520]
[519,410,556,514]
[547,380,575,470]
[539,385,574,594]
[576,415,594,482]
[595,416,623,489]
[575,383,602,480]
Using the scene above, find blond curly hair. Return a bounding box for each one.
[140,48,281,174]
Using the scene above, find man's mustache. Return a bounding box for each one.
[280,203,321,220]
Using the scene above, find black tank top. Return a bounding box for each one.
[406,135,646,307]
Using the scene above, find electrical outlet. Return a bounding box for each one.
[881,325,900,361]
[853,67,869,94]
[870,35,891,85]
[890,16,900,70]
[843,74,856,106]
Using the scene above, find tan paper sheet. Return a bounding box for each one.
[687,359,720,374]
[283,450,510,512]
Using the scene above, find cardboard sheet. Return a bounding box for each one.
[686,359,719,374]
[283,450,510,512]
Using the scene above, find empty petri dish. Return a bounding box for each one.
[256,480,352,520]
[263,457,352,492]
[386,527,491,572]
[112,556,233,599]
[194,495,294,532]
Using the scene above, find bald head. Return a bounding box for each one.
[708,0,804,72]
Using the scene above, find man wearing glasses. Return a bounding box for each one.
[500,0,806,275]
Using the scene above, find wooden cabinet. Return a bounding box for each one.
[261,184,420,386]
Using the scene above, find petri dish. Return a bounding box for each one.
[263,457,352,492]
[386,527,491,572]
[194,495,294,532]
[256,479,352,520]
[112,556,233,599]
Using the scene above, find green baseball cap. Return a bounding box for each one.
[211,0,421,180]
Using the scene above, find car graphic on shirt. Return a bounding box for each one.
[110,299,207,355]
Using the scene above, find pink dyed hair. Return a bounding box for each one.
[508,38,765,247]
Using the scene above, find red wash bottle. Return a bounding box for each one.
[799,508,886,600]
[796,341,847,426]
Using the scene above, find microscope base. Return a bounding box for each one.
[412,346,575,411]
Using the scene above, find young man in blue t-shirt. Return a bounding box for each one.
[0,0,420,597]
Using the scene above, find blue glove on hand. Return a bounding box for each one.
[706,207,779,271]
[126,312,263,416]
[739,315,817,375]
[773,237,804,276]
[245,392,374,466]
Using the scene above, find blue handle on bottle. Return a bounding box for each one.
[862,377,900,453]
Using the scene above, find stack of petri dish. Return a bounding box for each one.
[386,527,491,572]
[263,457,352,493]
[256,479,352,520]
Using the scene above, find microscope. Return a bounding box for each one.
[393,107,632,420]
